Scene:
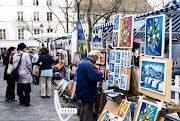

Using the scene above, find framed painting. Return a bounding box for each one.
[121,59,124,66]
[64,65,70,81]
[126,60,131,68]
[125,51,128,59]
[57,79,70,96]
[92,33,103,49]
[109,62,115,73]
[133,99,158,121]
[113,32,119,48]
[110,50,116,61]
[127,51,131,59]
[116,99,131,120]
[64,80,77,99]
[115,79,120,87]
[119,75,127,90]
[119,16,134,48]
[122,51,125,58]
[115,64,121,78]
[96,52,106,65]
[73,53,80,66]
[113,14,120,31]
[61,50,69,65]
[140,59,167,95]
[98,109,113,121]
[145,15,165,58]
[116,51,121,64]
[123,59,127,67]
[108,74,114,87]
[80,40,88,59]
[123,67,127,75]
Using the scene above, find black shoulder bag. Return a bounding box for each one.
[11,54,23,81]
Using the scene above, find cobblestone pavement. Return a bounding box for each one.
[0,64,80,121]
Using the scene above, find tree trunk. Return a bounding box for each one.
[87,0,93,52]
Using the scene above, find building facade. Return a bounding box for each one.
[0,0,75,53]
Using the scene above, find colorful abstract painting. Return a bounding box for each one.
[135,100,158,121]
[119,16,134,48]
[113,14,120,31]
[140,59,166,95]
[117,99,131,120]
[113,32,119,47]
[92,33,103,49]
[145,15,165,57]
[96,52,106,65]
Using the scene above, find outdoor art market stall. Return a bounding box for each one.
[88,2,180,121]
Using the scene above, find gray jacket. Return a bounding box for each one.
[13,51,33,84]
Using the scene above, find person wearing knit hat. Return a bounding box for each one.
[13,43,32,106]
[76,50,103,121]
[17,43,27,51]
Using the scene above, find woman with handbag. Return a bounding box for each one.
[13,43,33,106]
[4,47,16,101]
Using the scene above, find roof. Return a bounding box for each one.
[79,0,152,13]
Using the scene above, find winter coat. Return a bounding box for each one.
[76,57,103,102]
[36,53,54,70]
[4,54,13,80]
[13,51,33,84]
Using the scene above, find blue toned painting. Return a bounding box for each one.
[108,74,114,86]
[116,51,121,64]
[92,33,102,49]
[145,15,165,57]
[113,14,120,31]
[113,32,119,47]
[123,67,127,75]
[140,59,166,95]
[115,65,121,78]
[109,62,115,73]
[110,50,116,61]
[120,75,127,90]
[115,79,119,86]
[136,100,158,121]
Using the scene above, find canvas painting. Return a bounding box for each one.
[80,40,88,59]
[119,75,127,90]
[110,50,116,61]
[115,65,121,78]
[127,60,131,68]
[73,53,80,66]
[61,50,69,65]
[145,15,165,57]
[64,80,77,99]
[113,14,120,31]
[98,109,113,121]
[134,100,158,121]
[108,74,114,87]
[122,51,125,58]
[96,52,106,65]
[140,59,166,95]
[127,51,131,59]
[100,66,105,77]
[119,16,134,48]
[92,33,103,49]
[123,67,127,75]
[64,65,70,81]
[109,62,115,73]
[117,99,131,120]
[113,32,119,48]
[57,79,70,96]
[121,59,124,66]
[116,51,121,64]
[123,59,127,67]
[125,51,128,59]
[115,79,120,86]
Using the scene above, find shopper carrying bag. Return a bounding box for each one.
[7,55,13,74]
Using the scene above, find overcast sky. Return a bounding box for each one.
[147,0,170,10]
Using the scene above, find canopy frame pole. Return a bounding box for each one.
[169,14,172,59]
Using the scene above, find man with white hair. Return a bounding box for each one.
[76,50,103,121]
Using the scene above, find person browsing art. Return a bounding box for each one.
[76,50,103,121]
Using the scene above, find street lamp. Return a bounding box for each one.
[75,0,82,21]
[40,24,44,34]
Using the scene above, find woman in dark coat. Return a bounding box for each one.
[4,47,16,101]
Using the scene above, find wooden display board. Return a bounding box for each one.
[138,56,172,103]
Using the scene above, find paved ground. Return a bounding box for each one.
[0,63,80,121]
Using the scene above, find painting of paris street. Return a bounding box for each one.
[140,59,167,95]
